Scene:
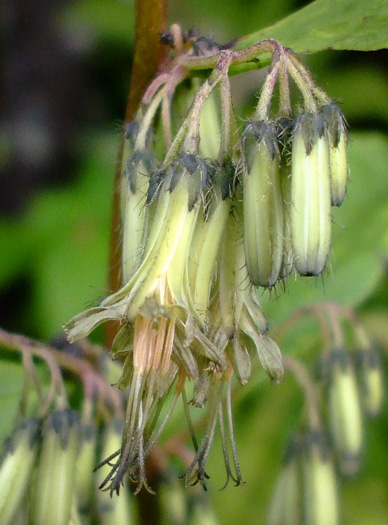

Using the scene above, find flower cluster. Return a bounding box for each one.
[0,304,382,523]
[267,304,385,524]
[65,32,350,492]
[0,409,135,524]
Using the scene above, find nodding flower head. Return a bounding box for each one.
[65,33,349,492]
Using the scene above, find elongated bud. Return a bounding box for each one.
[242,122,284,287]
[168,206,199,310]
[0,418,40,525]
[291,113,331,276]
[322,104,348,206]
[96,420,133,525]
[280,168,293,279]
[218,213,239,337]
[33,410,80,525]
[122,150,155,282]
[125,168,194,321]
[327,349,364,476]
[358,347,384,418]
[275,117,294,279]
[267,438,302,525]
[166,169,202,309]
[302,432,339,525]
[191,176,231,321]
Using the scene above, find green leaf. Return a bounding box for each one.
[0,130,116,340]
[0,221,30,287]
[236,0,388,54]
[28,131,116,339]
[60,0,135,46]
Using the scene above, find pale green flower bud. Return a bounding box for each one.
[322,104,348,207]
[190,172,231,322]
[242,122,284,287]
[122,150,156,282]
[358,347,385,418]
[280,171,294,279]
[0,418,39,525]
[302,432,340,525]
[291,113,331,276]
[32,410,80,525]
[327,349,364,476]
[267,438,302,525]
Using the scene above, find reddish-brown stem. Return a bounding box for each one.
[106,0,169,348]
[126,0,169,123]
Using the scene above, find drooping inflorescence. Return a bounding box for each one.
[266,302,385,525]
[63,29,352,493]
[0,21,385,525]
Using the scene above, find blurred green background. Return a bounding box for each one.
[1,0,387,523]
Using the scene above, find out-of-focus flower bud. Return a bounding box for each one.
[327,349,364,476]
[0,418,40,525]
[267,437,302,525]
[302,432,339,525]
[358,347,385,418]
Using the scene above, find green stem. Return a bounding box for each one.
[135,87,167,149]
[254,60,280,121]
[287,52,331,106]
[285,56,317,112]
[180,38,280,70]
[278,50,292,116]
[219,73,234,159]
[164,53,231,163]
